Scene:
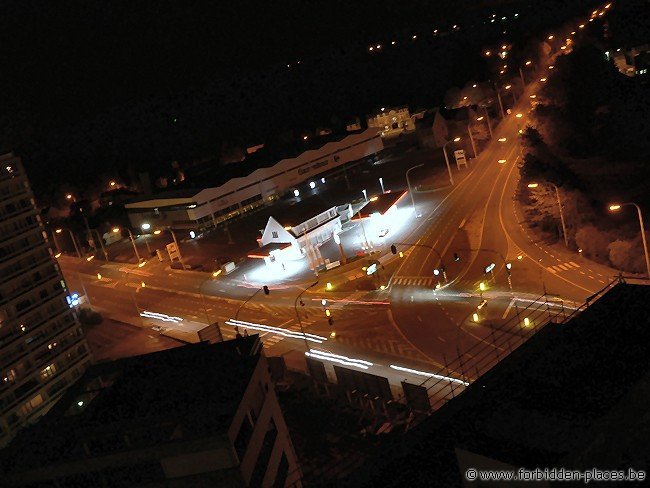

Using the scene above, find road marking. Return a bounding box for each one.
[502,298,516,319]
[557,264,569,271]
[568,261,580,268]
[437,336,447,343]
[459,217,467,228]
[417,315,423,322]
[546,267,557,274]
[579,271,586,275]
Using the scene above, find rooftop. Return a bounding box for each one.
[1,336,262,473]
[352,190,407,219]
[274,194,342,229]
[344,283,650,487]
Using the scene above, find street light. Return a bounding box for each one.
[442,137,461,186]
[406,164,424,217]
[528,182,569,247]
[609,203,650,278]
[113,227,143,264]
[56,227,82,258]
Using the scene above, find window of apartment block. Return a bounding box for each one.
[41,363,57,379]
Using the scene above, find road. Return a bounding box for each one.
[56,37,624,407]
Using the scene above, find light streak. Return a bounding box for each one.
[226,319,328,343]
[306,350,373,369]
[140,311,183,323]
[390,365,469,386]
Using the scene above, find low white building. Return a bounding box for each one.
[125,128,383,234]
[249,197,343,271]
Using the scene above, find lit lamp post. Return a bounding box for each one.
[140,223,153,256]
[406,163,424,217]
[51,228,62,255]
[56,228,82,258]
[294,280,319,352]
[91,229,109,261]
[609,203,650,278]
[528,183,569,247]
[504,84,517,104]
[153,227,186,269]
[519,60,534,85]
[113,227,143,264]
[442,137,461,186]
[478,109,493,138]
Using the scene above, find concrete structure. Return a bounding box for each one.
[367,106,413,135]
[1,336,302,487]
[0,153,91,448]
[125,128,383,234]
[251,196,344,270]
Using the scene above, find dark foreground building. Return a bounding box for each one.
[1,336,302,487]
[344,282,650,487]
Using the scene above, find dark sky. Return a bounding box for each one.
[0,0,599,201]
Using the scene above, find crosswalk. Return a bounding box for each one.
[546,261,581,274]
[392,276,439,287]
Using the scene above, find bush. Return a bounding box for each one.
[608,238,647,274]
[575,225,612,262]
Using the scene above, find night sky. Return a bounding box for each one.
[0,0,598,202]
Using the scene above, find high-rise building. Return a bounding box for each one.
[0,153,91,447]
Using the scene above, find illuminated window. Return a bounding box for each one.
[41,363,57,379]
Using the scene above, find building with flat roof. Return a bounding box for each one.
[0,154,91,448]
[1,336,302,487]
[125,128,382,235]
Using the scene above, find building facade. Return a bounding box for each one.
[1,337,302,487]
[125,128,383,234]
[0,153,91,448]
[367,106,413,135]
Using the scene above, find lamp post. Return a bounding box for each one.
[294,280,319,352]
[467,124,477,158]
[609,203,650,278]
[528,183,569,247]
[57,228,82,258]
[442,137,461,186]
[52,228,62,255]
[494,83,506,118]
[154,227,187,269]
[480,108,493,138]
[113,227,142,264]
[519,60,534,85]
[406,164,424,217]
[504,84,517,105]
[91,229,109,261]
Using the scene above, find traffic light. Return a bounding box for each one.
[325,309,331,317]
[454,253,460,261]
[263,285,270,295]
[390,244,397,255]
[328,317,334,326]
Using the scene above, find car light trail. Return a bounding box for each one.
[226,319,328,343]
[390,365,469,386]
[305,350,373,369]
[140,311,183,323]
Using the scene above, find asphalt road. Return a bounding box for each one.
[56,46,625,407]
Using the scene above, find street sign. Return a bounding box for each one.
[454,149,467,169]
[166,242,180,261]
[366,263,378,275]
[484,262,496,273]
